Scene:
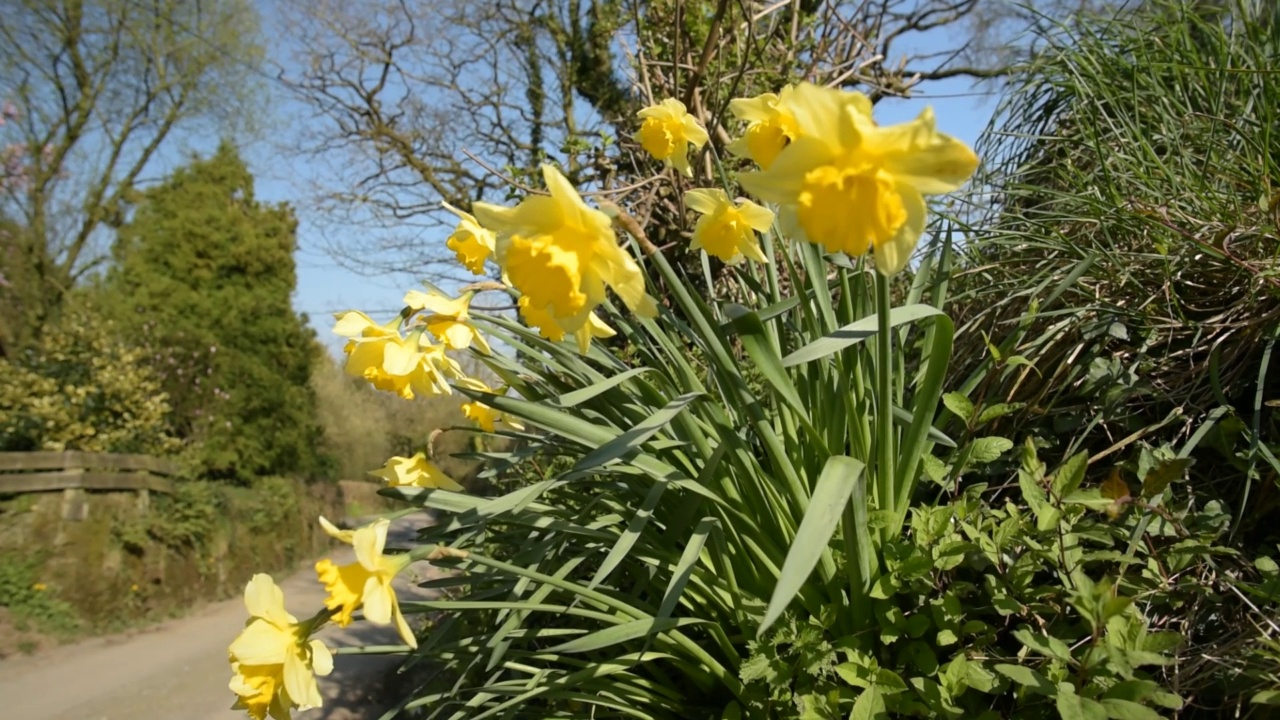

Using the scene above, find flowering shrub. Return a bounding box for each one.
[0,308,178,455]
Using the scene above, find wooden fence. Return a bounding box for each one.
[0,451,179,520]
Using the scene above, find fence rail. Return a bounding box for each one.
[0,451,178,495]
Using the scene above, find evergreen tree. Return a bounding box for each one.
[106,143,325,482]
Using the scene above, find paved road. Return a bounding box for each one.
[0,514,437,720]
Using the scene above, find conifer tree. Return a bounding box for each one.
[107,143,325,482]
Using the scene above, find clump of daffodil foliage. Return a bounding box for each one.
[224,80,1247,720]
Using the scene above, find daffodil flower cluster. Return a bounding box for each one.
[231,82,978,719]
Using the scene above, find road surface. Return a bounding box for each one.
[0,514,438,720]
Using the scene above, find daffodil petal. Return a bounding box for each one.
[242,574,295,628]
[352,520,390,571]
[873,184,927,277]
[362,575,393,625]
[736,201,775,232]
[229,620,290,665]
[310,640,334,677]
[684,188,728,215]
[331,311,376,338]
[318,516,355,544]
[391,593,418,649]
[282,648,320,711]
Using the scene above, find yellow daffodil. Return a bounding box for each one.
[403,289,492,354]
[456,377,525,432]
[635,98,710,176]
[315,517,417,648]
[333,311,413,397]
[472,165,657,352]
[228,574,333,720]
[726,86,807,170]
[335,310,461,398]
[370,451,465,492]
[518,295,617,354]
[738,82,978,276]
[684,189,774,265]
[442,201,495,274]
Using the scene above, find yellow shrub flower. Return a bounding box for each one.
[442,201,496,274]
[403,289,491,354]
[635,98,710,176]
[518,296,617,354]
[315,517,417,648]
[473,165,657,351]
[684,189,773,265]
[370,451,465,492]
[457,377,525,432]
[726,86,807,170]
[738,82,978,276]
[228,574,333,720]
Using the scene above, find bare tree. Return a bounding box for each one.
[279,0,1046,280]
[0,0,265,353]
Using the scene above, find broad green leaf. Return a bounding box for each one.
[781,304,944,367]
[1099,699,1164,720]
[976,402,1026,425]
[942,392,975,424]
[1056,685,1107,720]
[570,391,703,474]
[1013,627,1073,662]
[969,436,1014,464]
[759,455,866,636]
[1052,452,1089,498]
[1141,457,1193,499]
[993,664,1055,695]
[850,686,887,720]
[1251,690,1280,705]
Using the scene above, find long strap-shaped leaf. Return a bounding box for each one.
[759,455,867,636]
[782,304,945,367]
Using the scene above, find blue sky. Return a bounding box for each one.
[230,15,1002,356]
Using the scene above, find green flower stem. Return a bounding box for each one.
[875,271,896,537]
